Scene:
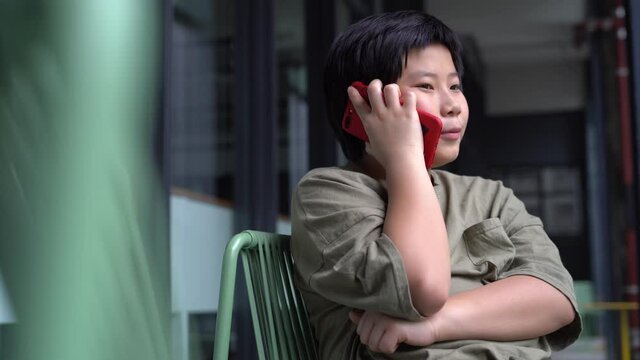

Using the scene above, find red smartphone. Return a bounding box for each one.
[342,81,443,169]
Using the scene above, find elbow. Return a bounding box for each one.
[412,279,449,316]
[556,289,577,328]
[417,296,447,317]
[548,293,576,330]
[558,304,576,328]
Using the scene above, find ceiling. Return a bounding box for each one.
[273,0,591,114]
[274,0,589,65]
[427,0,589,66]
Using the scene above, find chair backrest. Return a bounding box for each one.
[213,230,319,360]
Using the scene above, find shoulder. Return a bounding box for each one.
[297,165,381,192]
[431,170,538,229]
[294,165,386,207]
[431,169,511,200]
[291,165,387,240]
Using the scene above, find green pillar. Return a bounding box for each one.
[0,2,170,359]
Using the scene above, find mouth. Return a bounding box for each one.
[440,127,462,140]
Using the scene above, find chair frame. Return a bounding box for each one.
[213,230,319,360]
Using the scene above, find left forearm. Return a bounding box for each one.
[428,275,575,343]
[350,275,577,352]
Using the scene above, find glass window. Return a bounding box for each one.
[169,1,236,359]
[171,0,234,202]
[276,0,307,218]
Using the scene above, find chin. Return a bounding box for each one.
[431,149,459,168]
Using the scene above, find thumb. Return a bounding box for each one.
[348,310,363,324]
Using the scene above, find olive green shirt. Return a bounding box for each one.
[291,164,581,360]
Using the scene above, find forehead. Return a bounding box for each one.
[403,44,457,73]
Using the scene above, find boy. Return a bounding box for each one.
[291,10,581,359]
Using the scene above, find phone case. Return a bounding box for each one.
[342,81,443,168]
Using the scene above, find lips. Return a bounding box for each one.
[440,127,462,140]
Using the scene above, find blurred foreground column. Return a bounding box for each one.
[0,2,170,359]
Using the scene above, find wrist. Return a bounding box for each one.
[384,156,429,184]
[401,317,440,347]
[427,299,465,343]
[364,143,424,171]
[386,151,425,169]
[428,312,444,343]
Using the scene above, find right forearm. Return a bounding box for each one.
[383,157,450,315]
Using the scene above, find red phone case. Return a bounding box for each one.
[342,81,443,168]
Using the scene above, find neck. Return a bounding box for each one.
[358,154,385,180]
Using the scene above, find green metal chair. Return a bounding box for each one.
[213,230,319,360]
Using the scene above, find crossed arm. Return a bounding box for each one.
[348,275,576,354]
[347,80,576,354]
[349,81,451,316]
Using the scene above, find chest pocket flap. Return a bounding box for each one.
[462,218,516,283]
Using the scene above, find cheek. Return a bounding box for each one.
[415,98,439,116]
[459,97,470,124]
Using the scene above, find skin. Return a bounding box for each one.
[348,45,457,316]
[347,44,576,354]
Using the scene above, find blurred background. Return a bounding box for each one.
[1,0,639,359]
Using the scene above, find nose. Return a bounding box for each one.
[440,91,461,117]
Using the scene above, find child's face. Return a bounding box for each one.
[396,44,469,168]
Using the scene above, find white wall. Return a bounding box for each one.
[170,195,231,313]
[170,194,291,314]
[170,193,291,360]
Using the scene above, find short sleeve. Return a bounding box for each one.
[291,168,424,321]
[498,191,583,350]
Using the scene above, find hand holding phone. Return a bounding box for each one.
[342,81,442,168]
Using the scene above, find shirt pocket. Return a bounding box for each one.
[462,218,516,283]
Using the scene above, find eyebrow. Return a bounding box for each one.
[408,71,459,79]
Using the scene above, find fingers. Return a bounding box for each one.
[347,80,404,119]
[366,79,385,111]
[356,312,375,346]
[348,310,363,324]
[351,311,401,355]
[368,80,402,110]
[350,311,435,353]
[368,324,386,353]
[378,332,400,354]
[382,83,401,108]
[347,86,370,116]
[402,90,417,111]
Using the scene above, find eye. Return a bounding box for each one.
[416,83,434,90]
[450,83,463,92]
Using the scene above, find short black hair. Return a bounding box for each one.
[323,10,464,162]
